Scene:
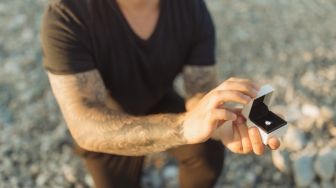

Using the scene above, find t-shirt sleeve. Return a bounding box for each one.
[186,0,216,66]
[41,0,95,74]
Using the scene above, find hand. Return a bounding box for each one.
[182,77,259,144]
[212,113,281,155]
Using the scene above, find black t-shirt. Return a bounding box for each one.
[41,0,215,115]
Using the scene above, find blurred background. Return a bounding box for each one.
[0,0,335,187]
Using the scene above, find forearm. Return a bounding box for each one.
[48,70,188,156]
[64,105,187,156]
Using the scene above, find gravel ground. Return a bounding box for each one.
[0,0,335,187]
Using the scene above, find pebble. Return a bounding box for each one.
[314,147,335,180]
[245,171,256,185]
[321,180,334,188]
[310,182,320,188]
[162,165,178,182]
[272,149,291,174]
[292,152,315,187]
[62,165,77,183]
[36,174,48,186]
[297,117,315,132]
[320,106,334,122]
[301,104,320,118]
[284,104,302,123]
[284,126,307,151]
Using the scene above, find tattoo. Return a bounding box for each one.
[48,70,187,156]
[183,65,217,99]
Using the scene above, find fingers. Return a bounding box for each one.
[248,127,265,155]
[225,124,243,154]
[208,109,237,126]
[209,90,252,107]
[267,137,281,150]
[235,119,253,154]
[216,77,260,97]
[217,81,259,98]
[227,77,260,91]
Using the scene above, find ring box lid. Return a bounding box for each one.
[242,85,287,133]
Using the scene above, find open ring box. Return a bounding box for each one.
[242,85,288,145]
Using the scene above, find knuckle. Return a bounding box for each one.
[211,90,221,98]
[236,93,250,102]
[233,142,243,151]
[210,108,217,115]
[205,113,213,122]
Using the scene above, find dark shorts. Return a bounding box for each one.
[74,90,225,188]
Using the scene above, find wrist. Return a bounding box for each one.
[185,93,205,111]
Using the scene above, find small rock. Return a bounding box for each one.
[301,104,320,118]
[162,165,178,181]
[241,171,257,187]
[310,182,320,188]
[272,171,282,182]
[149,169,163,188]
[62,165,77,183]
[284,104,302,123]
[284,126,307,151]
[36,174,48,186]
[292,151,315,187]
[245,171,256,185]
[272,149,291,174]
[84,174,94,188]
[297,117,315,132]
[314,147,335,180]
[162,165,179,188]
[327,121,336,137]
[321,180,334,188]
[320,106,334,122]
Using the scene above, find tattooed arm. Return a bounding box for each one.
[48,68,257,155]
[48,70,187,156]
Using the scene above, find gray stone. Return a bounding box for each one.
[148,169,163,188]
[245,171,256,185]
[321,180,334,188]
[309,182,320,188]
[162,165,179,188]
[62,165,77,183]
[292,151,315,187]
[301,104,320,118]
[162,165,178,182]
[297,117,315,132]
[314,147,335,180]
[284,126,307,151]
[272,171,282,182]
[284,104,302,123]
[272,149,291,174]
[84,174,94,188]
[36,174,48,187]
[320,106,334,122]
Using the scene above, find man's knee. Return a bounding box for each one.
[179,154,223,176]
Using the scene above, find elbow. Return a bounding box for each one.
[66,119,95,152]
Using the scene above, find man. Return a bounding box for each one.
[41,0,280,187]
